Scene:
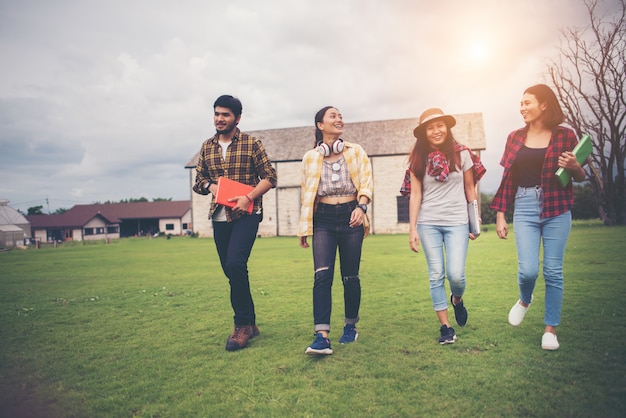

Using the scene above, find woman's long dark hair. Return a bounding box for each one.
[313,106,335,147]
[408,126,460,181]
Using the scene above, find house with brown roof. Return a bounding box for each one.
[26,200,191,242]
[185,114,486,237]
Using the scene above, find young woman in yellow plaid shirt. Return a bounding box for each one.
[298,106,373,355]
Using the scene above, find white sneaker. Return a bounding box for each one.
[508,300,530,326]
[541,332,560,350]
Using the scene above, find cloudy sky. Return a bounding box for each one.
[0,0,617,213]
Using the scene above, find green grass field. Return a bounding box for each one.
[1,221,624,417]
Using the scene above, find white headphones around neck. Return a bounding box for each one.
[317,139,344,157]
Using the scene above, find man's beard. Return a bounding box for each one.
[216,122,237,135]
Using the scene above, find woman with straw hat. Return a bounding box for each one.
[407,108,485,344]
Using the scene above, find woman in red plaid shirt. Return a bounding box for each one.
[491,84,586,350]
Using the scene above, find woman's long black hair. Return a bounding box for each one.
[313,106,335,147]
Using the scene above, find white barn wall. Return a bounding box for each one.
[273,161,301,237]
[371,155,411,235]
[191,192,213,238]
[257,176,277,237]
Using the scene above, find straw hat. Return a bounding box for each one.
[413,108,456,138]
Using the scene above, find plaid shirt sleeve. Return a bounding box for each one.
[491,126,577,218]
[344,142,373,203]
[298,149,323,237]
[192,137,219,196]
[455,144,486,182]
[490,129,524,213]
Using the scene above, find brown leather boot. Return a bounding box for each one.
[225,325,255,351]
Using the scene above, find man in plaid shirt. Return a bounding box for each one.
[193,95,277,351]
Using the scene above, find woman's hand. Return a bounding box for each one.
[299,236,309,249]
[558,151,580,170]
[469,217,482,240]
[349,207,366,228]
[496,212,508,239]
[409,230,420,253]
[558,151,586,181]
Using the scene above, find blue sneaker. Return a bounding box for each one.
[438,325,457,345]
[339,324,358,344]
[305,333,333,355]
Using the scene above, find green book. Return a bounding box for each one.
[555,134,592,187]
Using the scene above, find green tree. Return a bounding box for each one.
[573,183,600,219]
[119,197,149,203]
[27,205,44,215]
[480,193,513,225]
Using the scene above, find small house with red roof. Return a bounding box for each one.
[26,200,191,242]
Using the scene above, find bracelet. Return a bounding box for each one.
[245,194,253,203]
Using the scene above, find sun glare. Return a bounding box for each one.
[469,42,489,63]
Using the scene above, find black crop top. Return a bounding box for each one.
[514,146,546,187]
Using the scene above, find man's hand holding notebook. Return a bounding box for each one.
[215,177,255,214]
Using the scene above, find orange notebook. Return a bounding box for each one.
[215,178,254,214]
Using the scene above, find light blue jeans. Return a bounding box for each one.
[417,224,469,311]
[513,186,571,327]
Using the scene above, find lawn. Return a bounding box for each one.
[0,221,624,417]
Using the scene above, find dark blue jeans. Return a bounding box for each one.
[212,213,261,326]
[311,201,364,333]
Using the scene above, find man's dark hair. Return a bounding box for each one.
[213,95,243,118]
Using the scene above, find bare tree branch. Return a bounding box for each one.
[547,0,626,224]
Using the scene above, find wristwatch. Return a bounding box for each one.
[357,203,368,214]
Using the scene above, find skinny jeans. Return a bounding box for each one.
[513,186,571,327]
[212,213,261,326]
[311,201,364,333]
[417,223,469,311]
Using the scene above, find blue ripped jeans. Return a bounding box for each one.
[311,201,364,333]
[513,186,571,327]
